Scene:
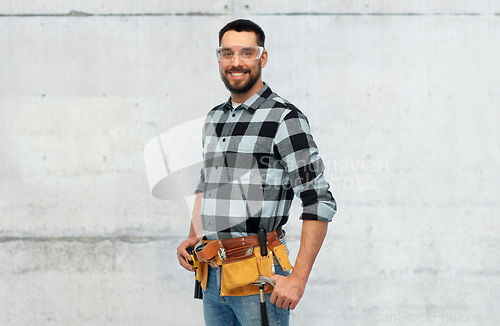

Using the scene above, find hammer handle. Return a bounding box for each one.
[257,228,267,256]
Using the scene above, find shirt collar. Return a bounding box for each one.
[223,83,273,114]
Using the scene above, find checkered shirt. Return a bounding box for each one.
[195,84,336,240]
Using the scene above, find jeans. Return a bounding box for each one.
[202,238,290,326]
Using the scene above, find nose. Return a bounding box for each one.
[232,52,244,66]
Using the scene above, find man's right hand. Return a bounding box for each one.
[177,237,201,272]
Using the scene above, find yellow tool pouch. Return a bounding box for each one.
[272,244,293,272]
[221,246,274,296]
[195,260,209,291]
[222,251,259,290]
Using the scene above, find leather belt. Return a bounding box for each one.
[194,227,283,268]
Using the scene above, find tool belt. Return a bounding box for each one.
[193,228,293,297]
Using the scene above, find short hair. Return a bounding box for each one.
[219,19,265,47]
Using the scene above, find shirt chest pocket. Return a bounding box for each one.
[217,140,271,171]
[234,135,273,154]
[235,140,258,153]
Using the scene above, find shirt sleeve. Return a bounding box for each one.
[194,120,206,195]
[194,166,205,194]
[273,109,336,222]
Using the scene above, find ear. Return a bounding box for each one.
[260,50,268,69]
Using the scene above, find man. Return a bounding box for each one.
[177,19,336,325]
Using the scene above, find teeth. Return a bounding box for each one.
[231,72,245,76]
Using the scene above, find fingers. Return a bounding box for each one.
[177,253,194,271]
[269,275,286,308]
[177,247,194,271]
[271,293,292,310]
[177,238,199,272]
[269,274,301,310]
[272,291,297,310]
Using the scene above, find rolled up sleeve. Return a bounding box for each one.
[273,109,336,222]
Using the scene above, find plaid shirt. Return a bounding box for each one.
[195,84,336,240]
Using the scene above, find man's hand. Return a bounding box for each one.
[178,193,204,272]
[267,220,329,310]
[177,237,200,272]
[269,272,306,310]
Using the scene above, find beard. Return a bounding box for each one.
[220,62,262,94]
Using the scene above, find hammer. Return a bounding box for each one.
[255,228,275,326]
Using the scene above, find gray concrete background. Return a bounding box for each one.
[1,1,499,325]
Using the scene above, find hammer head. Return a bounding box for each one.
[253,275,275,288]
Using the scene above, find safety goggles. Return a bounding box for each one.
[216,45,265,63]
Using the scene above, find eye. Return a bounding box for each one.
[240,48,256,58]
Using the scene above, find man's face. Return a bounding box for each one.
[219,31,267,96]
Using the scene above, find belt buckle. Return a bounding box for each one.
[218,247,226,261]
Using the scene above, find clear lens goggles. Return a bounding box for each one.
[216,45,264,63]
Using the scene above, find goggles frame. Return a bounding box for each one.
[216,45,265,63]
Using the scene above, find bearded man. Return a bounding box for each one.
[177,19,337,326]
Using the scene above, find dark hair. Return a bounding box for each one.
[219,19,265,47]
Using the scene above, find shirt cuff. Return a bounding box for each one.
[300,200,336,222]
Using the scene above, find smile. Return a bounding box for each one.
[230,72,247,77]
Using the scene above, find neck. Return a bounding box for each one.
[231,80,265,103]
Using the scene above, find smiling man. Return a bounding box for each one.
[177,19,336,325]
[218,32,266,101]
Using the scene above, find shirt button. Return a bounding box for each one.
[232,114,236,117]
[222,138,226,142]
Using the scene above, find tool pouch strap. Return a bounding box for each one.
[195,240,224,263]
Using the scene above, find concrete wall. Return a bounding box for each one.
[1,1,499,325]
